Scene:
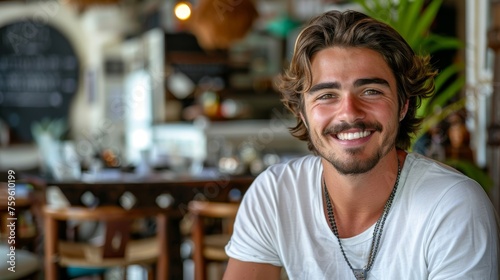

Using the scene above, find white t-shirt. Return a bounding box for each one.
[226,153,499,279]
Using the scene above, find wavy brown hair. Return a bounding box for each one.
[277,10,437,151]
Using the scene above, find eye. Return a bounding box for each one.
[363,89,383,96]
[317,93,337,100]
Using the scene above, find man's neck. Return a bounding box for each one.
[321,150,405,237]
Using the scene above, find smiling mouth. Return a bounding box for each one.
[336,130,372,140]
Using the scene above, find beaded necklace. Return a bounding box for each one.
[323,160,401,280]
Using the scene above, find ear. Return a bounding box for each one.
[399,100,409,121]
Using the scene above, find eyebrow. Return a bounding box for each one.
[308,82,340,93]
[308,78,390,94]
[354,78,390,88]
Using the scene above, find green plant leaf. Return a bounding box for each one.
[407,0,443,48]
[372,0,385,14]
[431,75,466,111]
[400,0,426,42]
[354,1,379,18]
[417,93,432,118]
[417,64,463,118]
[353,0,391,24]
[434,63,463,95]
[353,0,373,14]
[397,0,411,34]
[423,34,464,53]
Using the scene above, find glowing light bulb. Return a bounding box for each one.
[174,2,191,21]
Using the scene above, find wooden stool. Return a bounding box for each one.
[188,201,239,280]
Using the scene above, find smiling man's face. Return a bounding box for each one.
[302,47,406,175]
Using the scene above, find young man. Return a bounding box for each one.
[223,10,499,280]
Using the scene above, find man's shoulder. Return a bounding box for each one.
[244,154,321,205]
[251,154,320,187]
[404,152,485,198]
[406,152,470,179]
[266,154,320,174]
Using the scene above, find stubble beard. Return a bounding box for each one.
[321,146,386,175]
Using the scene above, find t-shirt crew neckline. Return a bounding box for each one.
[315,154,411,246]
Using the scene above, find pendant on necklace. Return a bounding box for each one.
[353,269,367,280]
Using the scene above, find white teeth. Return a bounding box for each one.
[337,131,371,140]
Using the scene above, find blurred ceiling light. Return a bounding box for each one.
[174,2,192,21]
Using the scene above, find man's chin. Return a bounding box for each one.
[328,154,380,175]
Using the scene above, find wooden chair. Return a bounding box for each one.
[188,201,240,280]
[43,205,170,280]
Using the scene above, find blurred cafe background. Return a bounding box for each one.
[0,0,314,179]
[0,0,499,279]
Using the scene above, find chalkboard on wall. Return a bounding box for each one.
[0,20,80,142]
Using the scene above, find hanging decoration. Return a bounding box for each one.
[189,0,259,50]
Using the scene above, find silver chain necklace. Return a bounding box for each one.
[323,160,401,280]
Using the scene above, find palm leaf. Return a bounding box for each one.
[435,63,463,94]
[431,74,465,110]
[407,0,443,48]
[400,0,426,44]
[423,34,464,53]
[417,65,464,119]
[397,0,411,34]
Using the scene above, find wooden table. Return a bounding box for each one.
[44,171,255,280]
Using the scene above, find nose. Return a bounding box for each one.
[337,94,365,123]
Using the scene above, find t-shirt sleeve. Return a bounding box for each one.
[225,171,283,267]
[426,178,499,280]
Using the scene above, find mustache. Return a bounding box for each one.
[323,121,383,135]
